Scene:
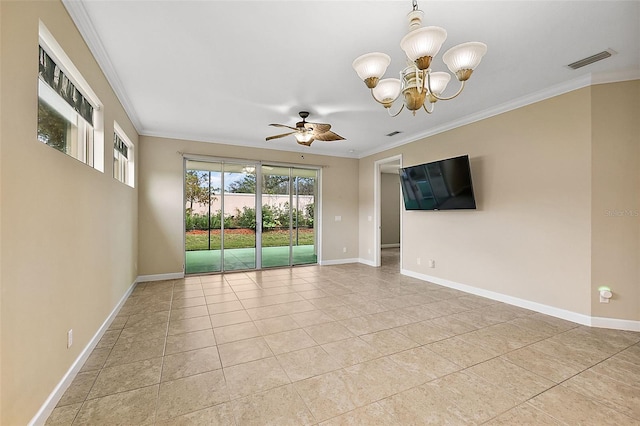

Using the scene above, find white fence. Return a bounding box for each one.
[188,193,314,215]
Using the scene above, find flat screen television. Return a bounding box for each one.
[400,155,476,211]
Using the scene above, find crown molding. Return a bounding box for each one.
[62,0,144,134]
[592,68,640,85]
[139,128,360,159]
[357,71,640,159]
[60,0,638,159]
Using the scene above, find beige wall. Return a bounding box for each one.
[0,1,636,422]
[0,1,4,418]
[138,136,359,276]
[0,1,139,423]
[0,1,4,419]
[360,88,592,313]
[359,81,640,322]
[590,80,640,320]
[381,173,400,245]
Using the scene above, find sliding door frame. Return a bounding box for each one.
[182,154,322,274]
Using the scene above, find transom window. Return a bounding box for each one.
[37,23,103,170]
[113,123,134,187]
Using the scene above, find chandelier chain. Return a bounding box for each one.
[412,0,418,12]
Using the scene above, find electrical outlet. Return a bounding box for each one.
[417,257,421,265]
[343,247,347,253]
[367,248,371,254]
[428,259,436,268]
[67,329,73,348]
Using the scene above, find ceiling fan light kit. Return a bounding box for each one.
[352,0,487,116]
[266,111,345,147]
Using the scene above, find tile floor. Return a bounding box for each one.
[47,249,640,425]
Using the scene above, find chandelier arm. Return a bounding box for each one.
[423,102,434,114]
[387,103,405,117]
[426,73,466,101]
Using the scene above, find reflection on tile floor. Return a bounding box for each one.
[47,249,640,425]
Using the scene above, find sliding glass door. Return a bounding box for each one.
[261,166,291,268]
[261,166,317,268]
[222,164,257,271]
[291,168,317,266]
[185,161,223,274]
[185,159,317,273]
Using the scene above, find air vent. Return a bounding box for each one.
[386,131,402,137]
[567,49,616,70]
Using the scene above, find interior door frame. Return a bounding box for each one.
[374,154,403,267]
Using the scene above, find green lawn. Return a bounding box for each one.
[186,228,314,251]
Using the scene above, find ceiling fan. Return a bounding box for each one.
[266,111,345,147]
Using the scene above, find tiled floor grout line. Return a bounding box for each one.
[47,253,640,425]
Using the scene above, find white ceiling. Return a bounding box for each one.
[64,1,639,159]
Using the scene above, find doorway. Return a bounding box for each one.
[374,155,402,268]
[184,158,318,274]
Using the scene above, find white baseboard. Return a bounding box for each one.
[29,279,138,426]
[358,258,377,267]
[319,258,360,266]
[590,316,640,332]
[401,269,640,332]
[381,243,400,249]
[137,271,185,282]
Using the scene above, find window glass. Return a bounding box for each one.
[113,125,134,187]
[37,44,96,167]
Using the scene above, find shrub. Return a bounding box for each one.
[185,202,314,231]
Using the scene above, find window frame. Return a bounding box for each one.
[38,21,104,171]
[113,122,135,188]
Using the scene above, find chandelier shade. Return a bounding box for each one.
[352,53,391,88]
[427,71,450,96]
[352,0,487,117]
[443,42,488,79]
[372,78,402,106]
[400,26,447,68]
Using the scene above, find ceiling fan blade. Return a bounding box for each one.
[314,131,345,142]
[269,123,298,131]
[266,131,296,141]
[305,122,331,135]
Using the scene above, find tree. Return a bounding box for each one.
[185,170,216,212]
[263,175,290,194]
[38,100,69,152]
[227,174,257,193]
[227,174,315,195]
[294,177,315,195]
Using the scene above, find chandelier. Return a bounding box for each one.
[352,0,487,116]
